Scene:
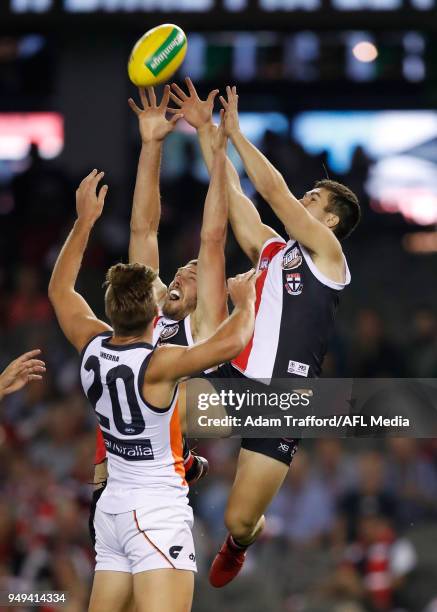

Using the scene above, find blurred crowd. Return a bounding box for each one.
[0,129,437,612]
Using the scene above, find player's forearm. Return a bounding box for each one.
[212,301,255,361]
[129,141,162,267]
[198,124,263,263]
[198,123,242,189]
[48,219,93,300]
[130,142,162,234]
[200,148,228,243]
[230,129,287,203]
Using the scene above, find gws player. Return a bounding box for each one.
[92,85,229,496]
[170,80,361,586]
[48,168,257,612]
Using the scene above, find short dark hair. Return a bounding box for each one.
[315,179,361,241]
[104,263,157,336]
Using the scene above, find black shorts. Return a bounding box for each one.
[203,363,300,467]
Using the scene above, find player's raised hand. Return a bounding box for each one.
[0,349,46,400]
[220,86,240,137]
[128,85,183,143]
[76,169,108,226]
[169,77,219,129]
[227,269,260,308]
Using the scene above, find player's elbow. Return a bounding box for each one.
[48,277,61,303]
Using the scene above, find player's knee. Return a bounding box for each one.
[224,508,259,541]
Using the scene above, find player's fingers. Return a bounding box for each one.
[207,89,220,105]
[232,85,238,96]
[167,107,182,114]
[26,366,46,376]
[170,113,184,124]
[185,77,197,97]
[91,171,105,190]
[14,349,42,364]
[148,86,157,106]
[139,87,149,108]
[81,169,98,186]
[128,98,141,115]
[97,184,109,206]
[159,85,170,109]
[169,92,183,107]
[27,374,43,382]
[22,359,45,369]
[219,96,229,110]
[171,83,188,100]
[218,108,225,125]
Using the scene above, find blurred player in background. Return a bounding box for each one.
[48,155,258,611]
[0,349,46,400]
[169,79,361,586]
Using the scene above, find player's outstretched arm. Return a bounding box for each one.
[128,86,184,304]
[221,86,342,261]
[191,113,229,341]
[169,78,279,266]
[0,350,46,400]
[48,170,111,353]
[147,270,257,387]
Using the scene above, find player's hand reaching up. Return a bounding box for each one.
[129,86,183,143]
[227,269,260,309]
[0,350,46,400]
[76,169,108,226]
[169,77,219,130]
[220,86,240,137]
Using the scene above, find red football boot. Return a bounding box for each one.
[209,534,247,587]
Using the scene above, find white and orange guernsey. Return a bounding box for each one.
[81,332,196,573]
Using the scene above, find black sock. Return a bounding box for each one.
[229,535,249,551]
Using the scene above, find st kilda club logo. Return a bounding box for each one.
[285,273,303,296]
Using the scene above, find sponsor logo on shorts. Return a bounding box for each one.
[285,273,303,296]
[189,553,196,562]
[169,545,183,559]
[282,247,302,270]
[145,28,185,77]
[102,432,154,461]
[278,442,290,453]
[159,323,179,342]
[287,360,309,377]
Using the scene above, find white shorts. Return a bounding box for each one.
[94,503,197,574]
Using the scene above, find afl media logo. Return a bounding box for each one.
[159,323,179,341]
[282,247,302,270]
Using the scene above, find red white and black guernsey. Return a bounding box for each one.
[232,236,351,382]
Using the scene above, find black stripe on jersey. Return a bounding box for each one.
[137,350,178,414]
[101,337,154,351]
[80,331,112,363]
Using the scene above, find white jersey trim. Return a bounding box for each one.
[298,243,351,290]
[184,314,194,346]
[257,235,287,268]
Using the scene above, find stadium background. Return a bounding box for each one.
[1,1,437,611]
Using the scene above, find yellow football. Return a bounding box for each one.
[128,24,188,87]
